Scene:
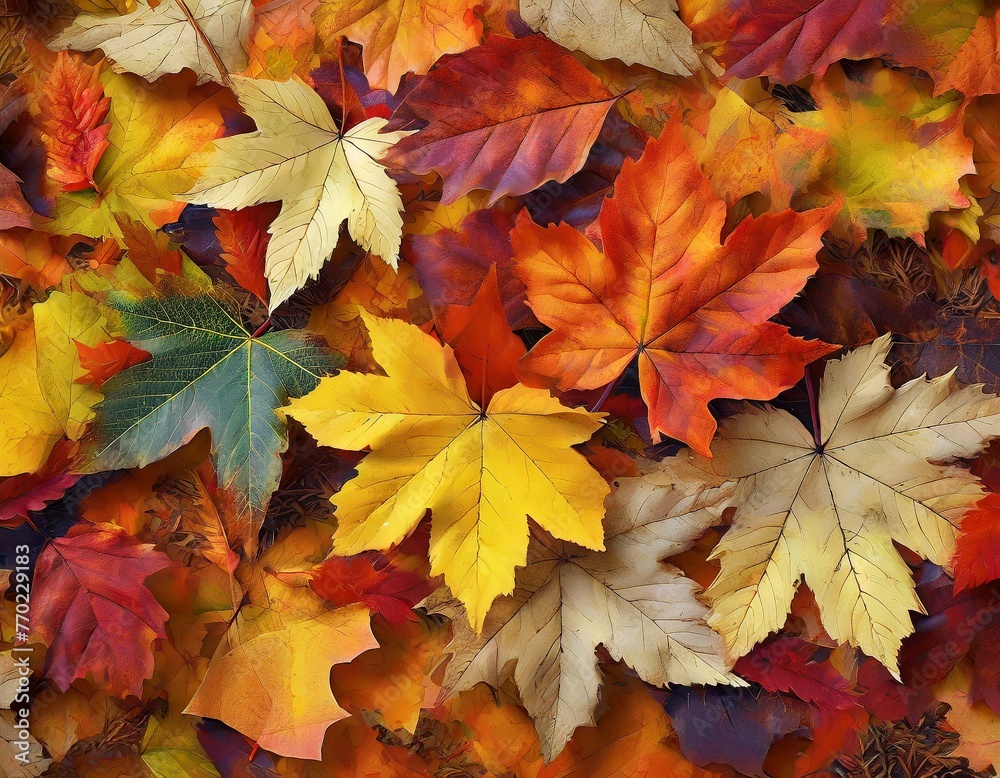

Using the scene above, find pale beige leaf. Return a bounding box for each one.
[50,0,252,85]
[695,335,1000,675]
[182,76,408,312]
[425,456,742,762]
[519,0,701,76]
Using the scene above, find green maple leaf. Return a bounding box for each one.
[85,284,338,551]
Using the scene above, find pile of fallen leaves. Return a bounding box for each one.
[8,0,1000,776]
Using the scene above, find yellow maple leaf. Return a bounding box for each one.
[182,75,409,312]
[693,334,1000,675]
[0,291,110,476]
[285,313,609,630]
[313,0,484,93]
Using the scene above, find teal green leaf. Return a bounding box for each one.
[86,286,339,551]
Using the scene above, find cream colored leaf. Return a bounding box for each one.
[694,335,1000,676]
[182,75,409,312]
[519,0,701,76]
[50,0,252,85]
[425,456,742,762]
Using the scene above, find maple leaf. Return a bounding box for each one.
[313,0,483,93]
[84,283,337,552]
[435,264,525,407]
[384,35,619,205]
[692,335,1000,674]
[30,522,176,698]
[51,0,253,85]
[285,313,609,630]
[306,256,424,373]
[520,0,701,76]
[0,290,111,477]
[213,203,276,304]
[512,119,837,456]
[46,69,235,241]
[795,62,975,245]
[185,525,378,760]
[734,636,858,712]
[182,75,409,312]
[425,457,741,760]
[37,51,111,193]
[720,0,894,83]
[73,337,149,386]
[308,552,428,623]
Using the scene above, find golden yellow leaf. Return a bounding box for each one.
[285,313,609,630]
[0,291,109,476]
[693,335,1000,675]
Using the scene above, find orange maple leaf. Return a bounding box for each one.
[38,51,111,193]
[74,338,150,387]
[512,120,838,455]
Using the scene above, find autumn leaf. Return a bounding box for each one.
[512,119,837,456]
[73,337,149,386]
[182,75,410,312]
[285,313,609,630]
[305,256,424,373]
[51,0,253,85]
[932,12,1000,98]
[30,522,176,698]
[425,456,742,760]
[385,35,619,205]
[185,524,377,760]
[37,51,111,193]
[84,283,338,552]
[665,685,807,776]
[46,69,236,240]
[0,290,110,476]
[213,203,276,304]
[0,83,33,231]
[313,0,483,92]
[519,0,701,76]
[435,264,525,407]
[795,62,975,244]
[720,0,894,83]
[0,441,78,524]
[692,84,830,210]
[692,335,1000,674]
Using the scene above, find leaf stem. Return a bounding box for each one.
[591,374,621,414]
[805,361,822,448]
[252,317,272,338]
[174,0,232,86]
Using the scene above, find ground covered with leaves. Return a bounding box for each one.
[7,0,1000,776]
